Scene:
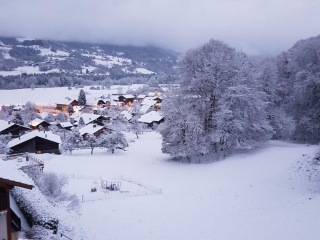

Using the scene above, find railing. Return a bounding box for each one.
[0,194,8,212]
[11,209,21,231]
[28,154,44,170]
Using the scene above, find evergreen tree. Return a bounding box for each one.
[78,89,86,106]
[78,116,85,127]
[67,104,74,116]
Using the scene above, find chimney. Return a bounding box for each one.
[45,134,47,138]
[8,121,10,124]
[93,124,96,128]
[19,133,21,140]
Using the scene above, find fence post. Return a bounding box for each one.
[82,195,83,203]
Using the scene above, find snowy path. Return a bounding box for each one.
[42,132,320,240]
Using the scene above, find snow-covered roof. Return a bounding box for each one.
[137,94,146,99]
[13,105,23,111]
[79,124,104,136]
[138,111,164,124]
[73,106,85,111]
[0,119,15,132]
[0,160,33,187]
[28,118,46,127]
[7,131,62,148]
[55,98,77,105]
[74,113,101,125]
[139,105,151,114]
[121,94,135,99]
[58,122,73,128]
[141,97,157,106]
[121,111,133,121]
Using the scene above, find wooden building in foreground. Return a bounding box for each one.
[0,160,33,240]
[7,131,62,154]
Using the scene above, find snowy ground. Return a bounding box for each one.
[25,132,320,240]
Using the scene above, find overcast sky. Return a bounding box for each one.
[0,0,319,55]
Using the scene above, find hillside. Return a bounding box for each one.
[0,37,179,77]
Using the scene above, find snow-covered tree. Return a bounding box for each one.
[61,128,83,154]
[44,113,56,123]
[11,111,24,125]
[78,116,85,127]
[99,131,128,153]
[131,103,143,138]
[78,89,86,106]
[0,134,11,154]
[160,39,272,161]
[67,104,74,116]
[21,101,38,125]
[56,112,68,123]
[159,92,204,161]
[84,134,97,154]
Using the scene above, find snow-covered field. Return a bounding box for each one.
[26,132,320,240]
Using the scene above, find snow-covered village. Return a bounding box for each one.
[1,1,320,240]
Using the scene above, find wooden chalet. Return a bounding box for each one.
[73,113,108,126]
[79,124,106,139]
[7,131,62,154]
[55,99,78,112]
[118,94,135,105]
[0,161,33,240]
[0,120,30,138]
[138,111,164,128]
[137,94,146,103]
[28,118,51,131]
[56,122,73,131]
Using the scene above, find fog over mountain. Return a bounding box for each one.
[1,0,319,56]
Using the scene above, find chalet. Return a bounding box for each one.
[137,94,146,103]
[138,111,164,128]
[7,131,61,154]
[12,106,23,112]
[55,99,78,112]
[28,118,51,131]
[118,94,135,105]
[0,160,33,240]
[73,113,107,126]
[0,120,30,138]
[56,122,73,131]
[79,124,105,139]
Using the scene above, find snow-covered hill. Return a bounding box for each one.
[0,37,179,77]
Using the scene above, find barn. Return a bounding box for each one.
[0,120,30,138]
[7,131,61,154]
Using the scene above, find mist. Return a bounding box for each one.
[0,0,319,55]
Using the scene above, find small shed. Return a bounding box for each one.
[55,99,78,112]
[7,131,62,154]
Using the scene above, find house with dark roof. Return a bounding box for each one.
[0,120,30,138]
[0,160,33,240]
[7,131,61,154]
